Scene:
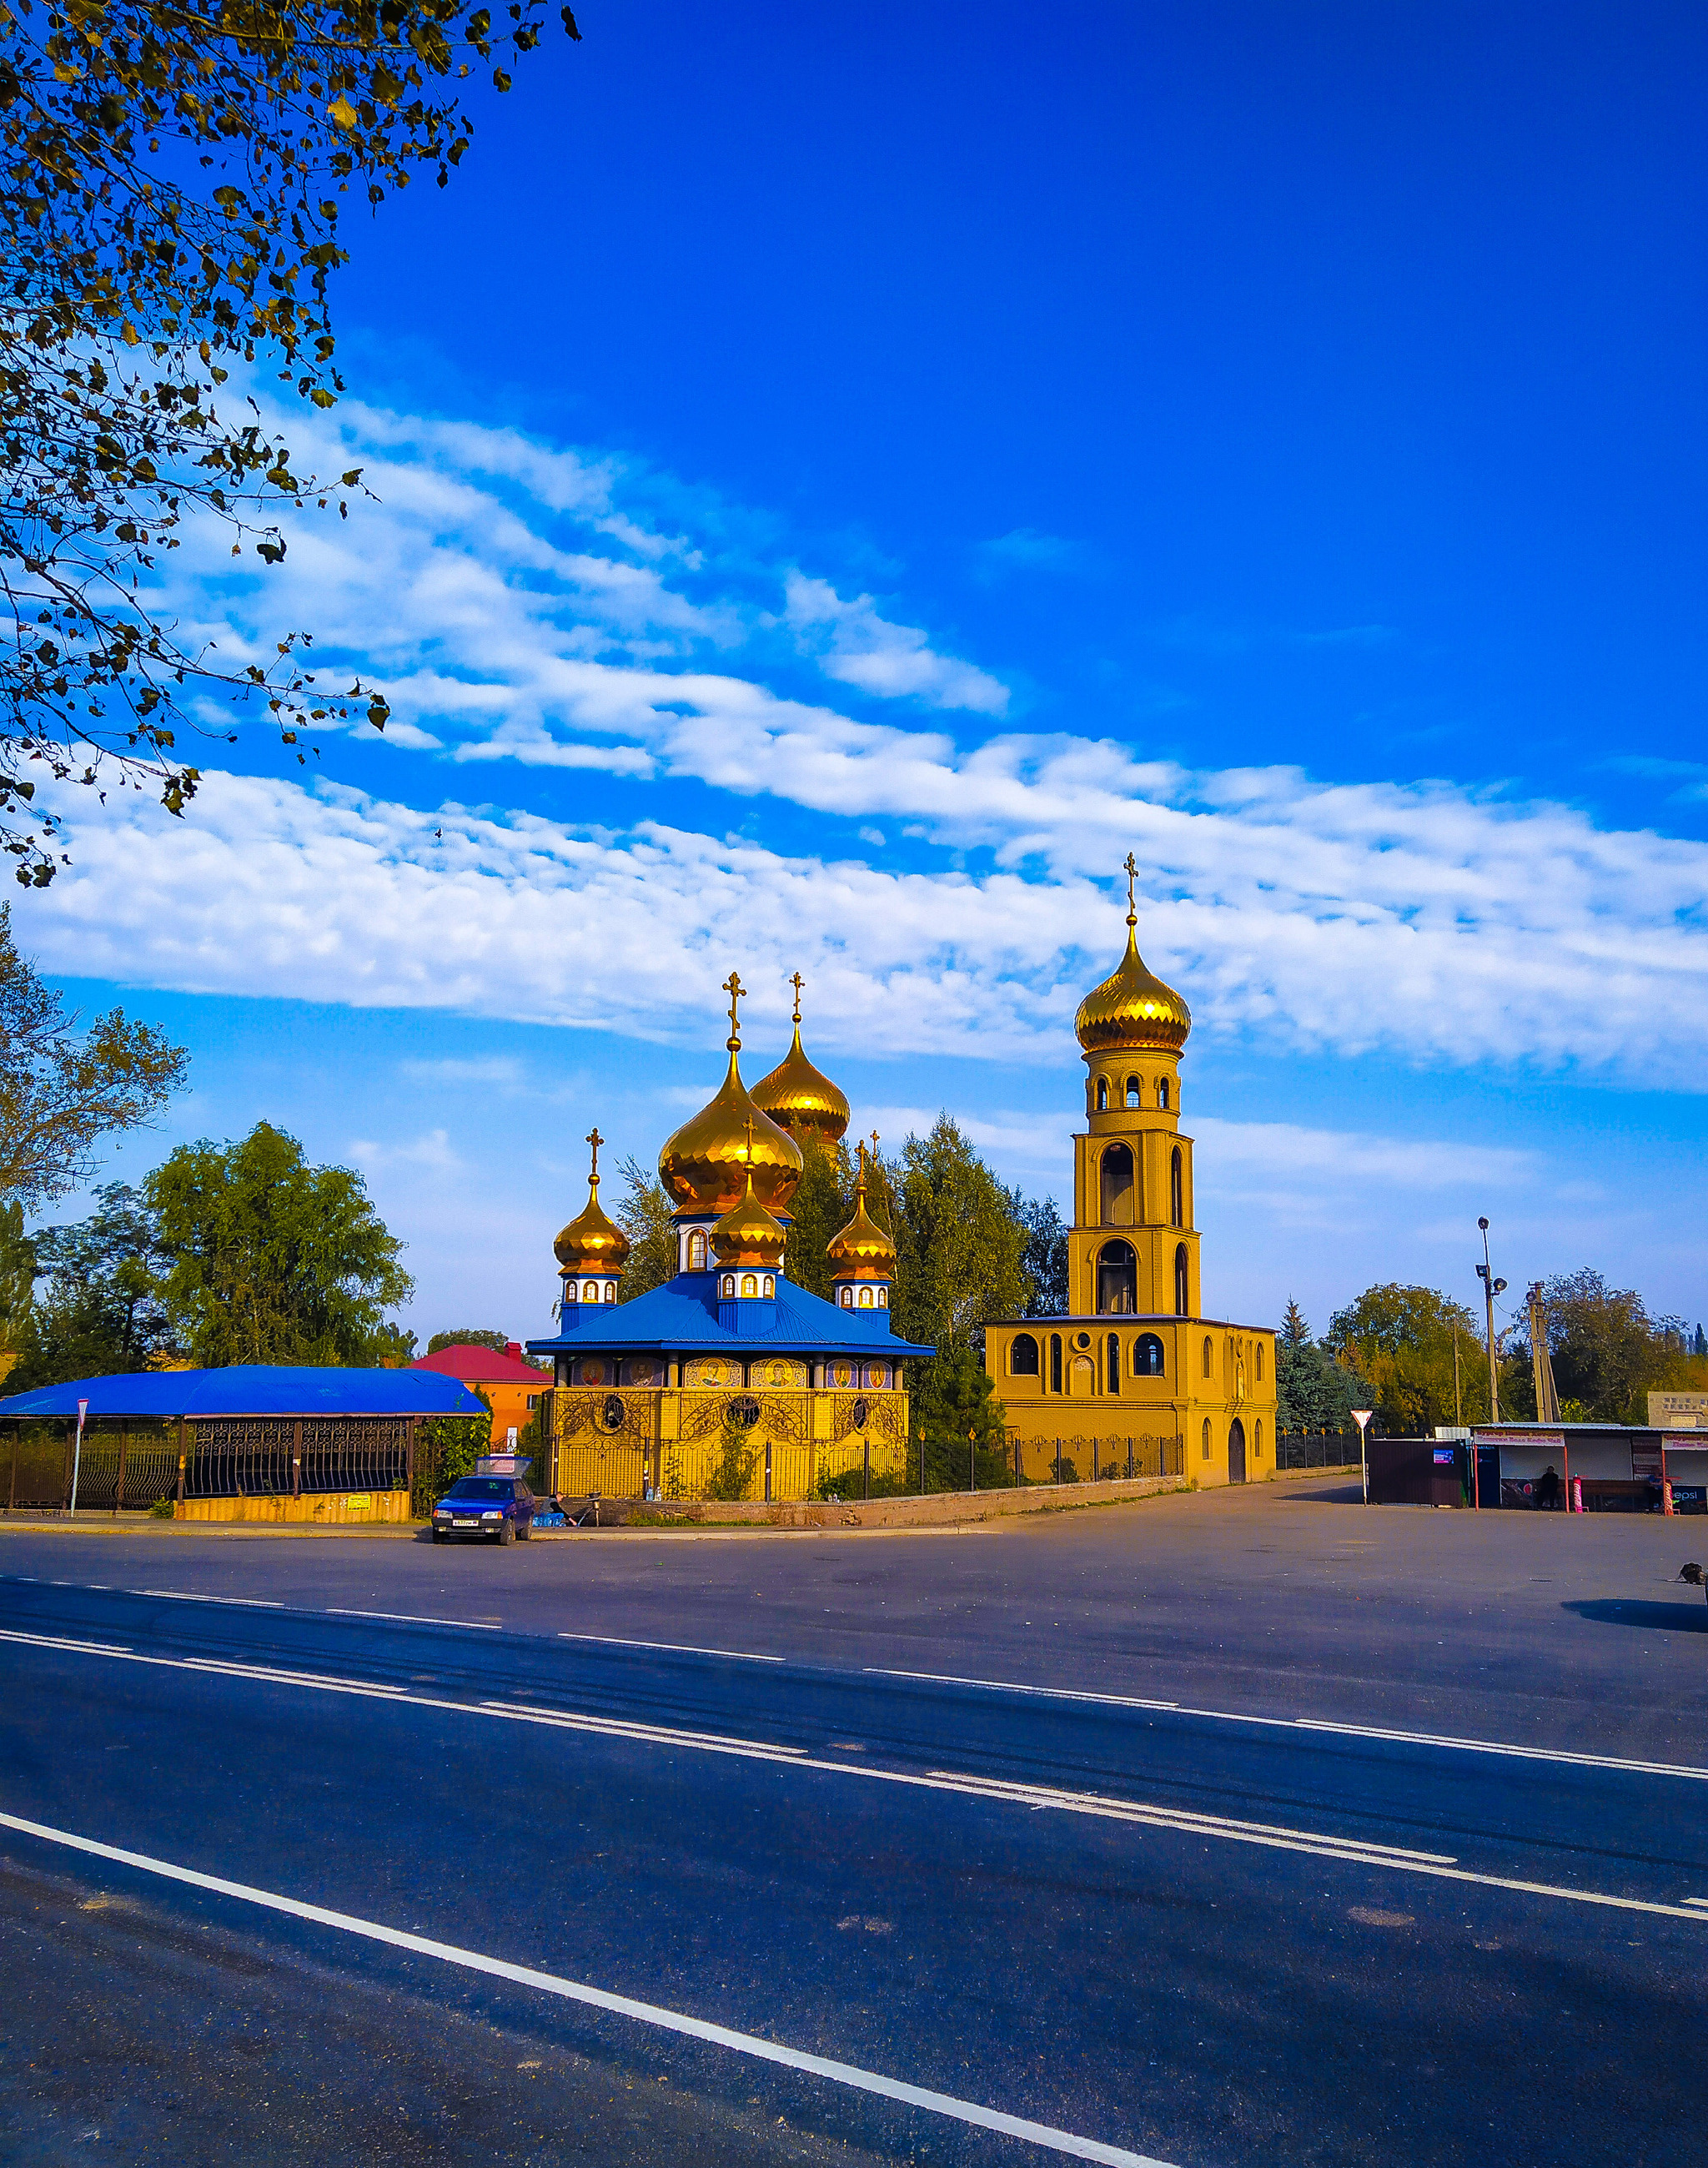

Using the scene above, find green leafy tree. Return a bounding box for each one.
[0,1198,36,1362]
[891,1115,1030,1356]
[1507,1270,1708,1424]
[1275,1296,1370,1434]
[612,1154,676,1300]
[1327,1283,1481,1435]
[0,0,576,881]
[912,1343,1012,1491]
[0,905,186,1205]
[1019,1195,1069,1315]
[426,1327,510,1355]
[147,1120,412,1365]
[8,1180,171,1389]
[781,1130,851,1302]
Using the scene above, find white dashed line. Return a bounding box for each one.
[560,1632,785,1663]
[0,1808,1172,2168]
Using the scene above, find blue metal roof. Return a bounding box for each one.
[0,1366,487,1421]
[527,1271,933,1361]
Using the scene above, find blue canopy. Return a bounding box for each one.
[0,1366,487,1421]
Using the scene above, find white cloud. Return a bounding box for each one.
[34,386,1705,1094]
[782,573,1010,714]
[25,758,1708,1090]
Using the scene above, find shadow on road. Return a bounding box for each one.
[1276,1482,1365,1505]
[1562,1597,1708,1632]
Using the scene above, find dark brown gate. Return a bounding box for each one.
[1228,1417,1247,1484]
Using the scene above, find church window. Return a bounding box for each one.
[1095,1076,1108,1111]
[1170,1146,1183,1228]
[1107,1332,1120,1394]
[763,1275,776,1298]
[1158,1078,1171,1111]
[840,1285,853,1308]
[1010,1333,1040,1377]
[564,1280,578,1305]
[1097,1239,1137,1315]
[1099,1143,1134,1227]
[859,1285,874,1307]
[1133,1333,1164,1376]
[1254,1418,1263,1456]
[584,1280,600,1305]
[1202,1417,1212,1461]
[1050,1333,1062,1394]
[1202,1334,1213,1378]
[741,1273,757,1297]
[1125,1076,1141,1108]
[1255,1341,1264,1383]
[688,1230,707,1271]
[1174,1243,1189,1317]
[877,1285,888,1307]
[722,1275,736,1299]
[604,1281,616,1303]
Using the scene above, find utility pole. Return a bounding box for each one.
[1475,1219,1507,1424]
[1527,1283,1561,1425]
[1453,1329,1463,1428]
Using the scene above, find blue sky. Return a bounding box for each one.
[23,0,1708,1345]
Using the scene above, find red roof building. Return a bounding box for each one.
[412,1343,548,1452]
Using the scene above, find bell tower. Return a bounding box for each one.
[1068,857,1199,1320]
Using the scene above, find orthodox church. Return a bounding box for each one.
[527,976,930,1504]
[982,859,1278,1486]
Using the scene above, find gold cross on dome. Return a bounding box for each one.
[855,1138,867,1184]
[585,1127,604,1181]
[742,1114,756,1173]
[723,970,746,1047]
[1123,851,1138,926]
[789,970,804,1025]
[869,1129,880,1159]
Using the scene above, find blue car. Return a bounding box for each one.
[431,1476,536,1545]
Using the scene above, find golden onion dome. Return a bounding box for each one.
[1075,865,1192,1054]
[711,1161,788,1273]
[554,1129,630,1273]
[751,977,851,1141]
[828,1145,897,1279]
[658,973,805,1217]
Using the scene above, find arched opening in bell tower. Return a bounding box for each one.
[1098,1144,1133,1226]
[1170,1146,1183,1228]
[1097,1240,1137,1315]
[1174,1243,1189,1317]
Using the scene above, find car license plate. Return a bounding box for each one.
[452,1517,477,1528]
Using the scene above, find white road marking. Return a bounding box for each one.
[4,1625,1705,1923]
[328,1608,501,1631]
[0,1809,1169,2168]
[135,1589,284,1609]
[560,1632,785,1663]
[872,1668,1179,1713]
[867,1669,1708,1783]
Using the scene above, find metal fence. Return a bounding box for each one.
[1276,1431,1364,1470]
[3,1415,416,1511]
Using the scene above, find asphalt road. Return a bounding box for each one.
[2,1482,1705,2166]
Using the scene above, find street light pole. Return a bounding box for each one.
[68,1396,88,1517]
[1474,1218,1507,1425]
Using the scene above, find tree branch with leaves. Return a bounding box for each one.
[0,0,577,881]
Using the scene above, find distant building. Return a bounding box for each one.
[413,1341,549,1448]
[1650,1391,1708,1433]
[983,864,1278,1486]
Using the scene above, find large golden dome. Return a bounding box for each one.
[554,1129,631,1272]
[1075,870,1192,1054]
[828,1144,897,1279]
[658,973,805,1217]
[711,1161,788,1272]
[751,978,849,1141]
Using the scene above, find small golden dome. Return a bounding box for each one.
[1075,862,1191,1054]
[658,973,805,1217]
[751,975,850,1141]
[828,1144,897,1280]
[711,1160,788,1273]
[555,1128,630,1273]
